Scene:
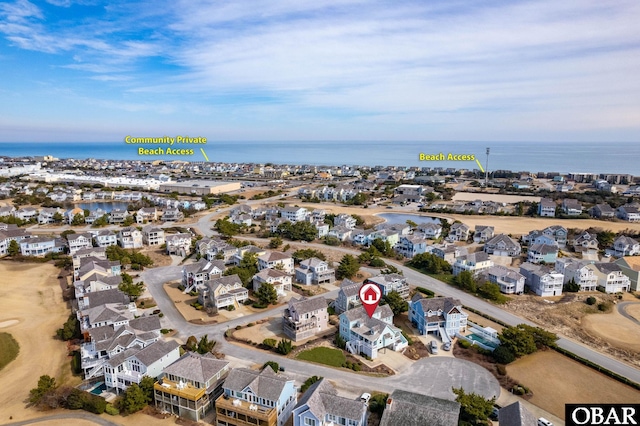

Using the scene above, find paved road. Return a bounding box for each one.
[1,412,122,426]
[141,265,501,401]
[618,301,640,326]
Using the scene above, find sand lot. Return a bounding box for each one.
[582,303,640,352]
[507,350,640,419]
[0,262,73,423]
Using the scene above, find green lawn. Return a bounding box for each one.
[296,347,346,367]
[0,332,20,371]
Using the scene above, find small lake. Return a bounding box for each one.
[78,202,131,213]
[377,213,441,225]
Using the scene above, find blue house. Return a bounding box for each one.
[409,295,467,339]
[293,378,367,426]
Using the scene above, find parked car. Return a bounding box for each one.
[443,342,451,351]
[538,418,554,426]
[490,405,501,420]
[430,340,438,354]
[360,393,371,404]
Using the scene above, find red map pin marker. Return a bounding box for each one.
[359,283,382,318]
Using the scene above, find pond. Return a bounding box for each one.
[376,213,441,225]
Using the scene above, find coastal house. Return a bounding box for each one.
[498,401,538,426]
[473,225,495,243]
[258,251,294,274]
[253,268,292,296]
[109,208,130,224]
[395,235,428,258]
[447,222,470,241]
[339,305,408,359]
[519,263,563,297]
[365,274,410,299]
[154,353,230,422]
[136,207,159,224]
[20,236,65,257]
[527,243,559,264]
[93,230,118,248]
[142,225,165,246]
[85,208,107,225]
[327,225,353,241]
[292,379,367,426]
[379,390,460,426]
[612,236,640,257]
[215,367,298,426]
[104,340,180,393]
[616,205,640,222]
[197,238,238,263]
[417,222,442,239]
[484,234,521,257]
[280,206,308,223]
[162,207,184,222]
[334,214,357,229]
[282,297,329,341]
[38,207,65,224]
[295,257,335,285]
[452,252,493,276]
[483,265,526,294]
[77,301,137,331]
[408,295,467,338]
[117,227,143,249]
[588,263,631,293]
[198,274,249,311]
[615,256,640,291]
[165,233,192,256]
[570,231,599,254]
[590,203,615,219]
[66,207,85,224]
[562,199,583,216]
[555,259,597,292]
[538,198,556,217]
[182,259,225,293]
[333,279,362,314]
[67,232,94,255]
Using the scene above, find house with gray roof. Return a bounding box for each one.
[165,233,192,256]
[67,232,94,255]
[527,243,559,264]
[409,295,467,338]
[258,251,294,274]
[590,203,615,219]
[519,263,564,297]
[334,279,362,314]
[339,305,408,359]
[155,353,230,422]
[215,367,297,426]
[199,274,248,312]
[482,265,526,294]
[364,274,409,299]
[379,390,460,426]
[295,257,335,285]
[473,225,495,243]
[77,301,137,331]
[283,297,328,341]
[293,378,367,426]
[448,222,470,241]
[498,401,537,426]
[452,251,494,276]
[19,236,65,257]
[104,339,180,393]
[612,235,640,257]
[253,268,292,296]
[588,263,631,293]
[182,258,225,293]
[142,225,165,246]
[538,198,556,217]
[484,234,521,257]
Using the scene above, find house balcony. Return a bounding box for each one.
[215,395,275,426]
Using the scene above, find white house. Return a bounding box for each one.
[165,233,192,256]
[408,295,467,338]
[93,230,118,248]
[588,263,631,293]
[295,257,335,285]
[293,379,367,426]
[67,233,94,255]
[142,225,165,246]
[339,305,408,359]
[117,227,143,249]
[519,263,563,297]
[253,268,292,296]
[258,251,294,274]
[483,265,525,294]
[452,252,493,276]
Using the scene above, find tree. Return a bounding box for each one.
[293,249,326,263]
[57,314,80,341]
[29,375,57,405]
[269,237,283,249]
[256,283,278,305]
[453,271,476,292]
[381,291,408,316]
[492,346,516,364]
[215,217,241,237]
[138,376,155,403]
[276,339,294,355]
[71,213,85,226]
[407,252,452,274]
[300,376,322,393]
[185,335,198,352]
[197,335,216,354]
[453,387,495,425]
[119,279,144,300]
[406,220,418,228]
[52,212,64,223]
[7,239,19,256]
[563,278,580,292]
[336,254,360,280]
[369,393,389,416]
[262,361,279,373]
[596,230,616,248]
[119,383,147,414]
[381,264,402,275]
[498,325,537,357]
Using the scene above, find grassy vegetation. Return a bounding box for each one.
[427,273,455,285]
[296,347,346,367]
[0,332,20,371]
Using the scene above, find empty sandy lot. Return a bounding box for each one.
[582,303,640,352]
[0,261,74,423]
[507,350,640,419]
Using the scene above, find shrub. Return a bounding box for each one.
[262,361,279,373]
[334,334,346,350]
[459,339,472,349]
[352,363,362,371]
[263,338,277,349]
[235,325,242,330]
[247,322,255,327]
[496,364,507,376]
[277,339,294,355]
[105,403,119,415]
[226,305,235,311]
[598,302,612,312]
[492,346,516,364]
[586,296,597,305]
[301,376,322,393]
[160,329,172,334]
[158,313,164,318]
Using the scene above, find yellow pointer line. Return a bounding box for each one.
[200,148,209,162]
[475,158,485,173]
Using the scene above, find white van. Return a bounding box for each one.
[538,418,554,426]
[430,340,438,354]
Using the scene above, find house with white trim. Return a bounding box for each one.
[333,279,362,314]
[395,235,428,258]
[452,252,493,276]
[482,265,525,294]
[117,227,143,249]
[339,305,408,360]
[104,340,180,393]
[253,268,292,296]
[612,236,640,257]
[364,274,409,299]
[182,259,225,293]
[555,259,597,292]
[484,234,521,257]
[20,236,65,257]
[295,257,335,285]
[519,263,563,297]
[67,233,94,255]
[293,379,367,426]
[136,207,159,224]
[165,233,192,256]
[588,263,631,293]
[538,198,556,217]
[417,223,442,239]
[447,222,470,241]
[281,206,308,223]
[258,251,294,274]
[283,297,328,341]
[199,274,249,311]
[408,295,467,338]
[142,225,165,246]
[527,243,559,264]
[617,205,640,222]
[93,230,118,248]
[473,226,495,243]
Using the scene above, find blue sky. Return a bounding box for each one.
[0,0,639,142]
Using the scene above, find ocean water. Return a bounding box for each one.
[0,141,638,175]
